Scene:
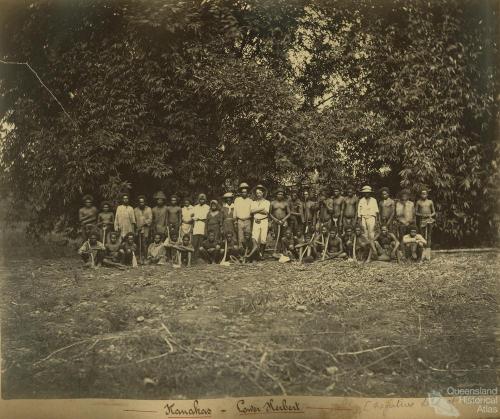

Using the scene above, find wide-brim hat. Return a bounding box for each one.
[210,199,219,206]
[252,184,268,197]
[153,191,166,200]
[198,193,207,200]
[238,182,250,190]
[360,185,373,193]
[223,192,234,199]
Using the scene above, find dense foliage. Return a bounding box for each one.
[0,0,497,244]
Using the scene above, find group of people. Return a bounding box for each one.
[77,182,436,268]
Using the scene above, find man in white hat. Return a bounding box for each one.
[233,182,252,245]
[250,184,271,257]
[357,185,379,241]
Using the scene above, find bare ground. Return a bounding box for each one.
[1,249,498,399]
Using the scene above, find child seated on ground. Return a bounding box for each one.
[373,225,400,261]
[147,233,166,265]
[326,228,347,259]
[353,225,373,263]
[163,230,179,262]
[119,232,138,266]
[170,235,194,267]
[402,225,427,261]
[281,229,298,260]
[78,230,105,268]
[199,231,223,264]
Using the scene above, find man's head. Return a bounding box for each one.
[109,231,118,243]
[409,225,418,237]
[255,186,265,199]
[198,194,207,206]
[102,201,110,212]
[321,225,328,235]
[346,185,355,197]
[381,225,389,235]
[360,185,372,199]
[332,186,341,197]
[226,231,233,241]
[182,235,190,246]
[354,226,362,236]
[170,231,178,242]
[183,198,191,207]
[171,195,178,206]
[240,188,248,199]
[400,189,410,201]
[153,233,162,243]
[243,230,251,240]
[304,231,312,241]
[126,232,135,244]
[83,195,93,208]
[121,194,130,205]
[137,195,146,208]
[207,231,216,241]
[380,187,390,200]
[303,190,310,200]
[275,188,285,201]
[330,228,338,239]
[344,226,353,236]
[223,192,234,204]
[284,229,293,239]
[291,190,298,200]
[88,231,99,245]
[210,200,218,210]
[420,189,428,200]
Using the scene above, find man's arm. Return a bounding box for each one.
[282,201,291,222]
[430,200,436,218]
[387,201,395,225]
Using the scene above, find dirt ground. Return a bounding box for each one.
[1,244,498,399]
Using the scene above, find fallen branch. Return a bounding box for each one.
[336,344,404,356]
[432,248,498,254]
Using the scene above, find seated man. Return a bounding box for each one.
[239,230,259,263]
[78,230,105,268]
[296,231,318,262]
[163,230,180,262]
[147,233,166,265]
[281,229,298,260]
[119,232,138,266]
[314,224,330,257]
[170,235,194,267]
[373,225,400,261]
[199,231,223,264]
[353,225,373,262]
[402,225,427,261]
[102,231,125,268]
[222,231,240,260]
[326,228,347,259]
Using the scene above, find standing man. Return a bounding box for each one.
[331,186,344,231]
[270,187,291,252]
[222,192,236,238]
[303,187,317,234]
[395,189,415,242]
[233,182,253,245]
[288,189,304,237]
[134,195,152,264]
[379,187,395,231]
[357,185,379,241]
[250,184,271,258]
[79,194,98,242]
[317,189,333,230]
[192,193,210,260]
[152,191,168,238]
[114,192,136,239]
[166,194,182,239]
[342,185,358,233]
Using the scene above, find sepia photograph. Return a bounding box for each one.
[0,0,498,417]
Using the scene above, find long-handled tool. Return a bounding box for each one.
[102,226,107,245]
[131,250,138,267]
[272,223,281,259]
[423,223,431,261]
[220,238,230,266]
[352,234,357,262]
[138,231,142,265]
[321,233,330,261]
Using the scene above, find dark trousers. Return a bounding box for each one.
[192,234,204,260]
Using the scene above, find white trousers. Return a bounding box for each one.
[252,218,269,244]
[361,216,376,241]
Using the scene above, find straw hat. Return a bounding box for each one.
[360,185,373,193]
[252,184,268,197]
[238,182,250,190]
[223,192,234,199]
[153,191,166,200]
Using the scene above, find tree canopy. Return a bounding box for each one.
[0,0,498,244]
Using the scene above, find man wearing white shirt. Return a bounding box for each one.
[192,193,210,260]
[357,185,379,241]
[233,182,253,245]
[250,184,270,258]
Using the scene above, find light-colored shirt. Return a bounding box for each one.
[114,205,136,237]
[134,206,152,235]
[233,196,252,220]
[357,197,379,218]
[192,204,210,235]
[182,205,194,224]
[251,199,270,221]
[78,240,105,255]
